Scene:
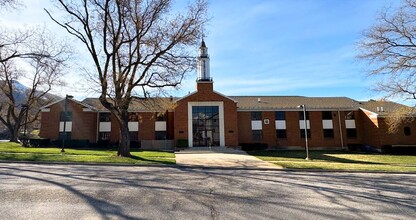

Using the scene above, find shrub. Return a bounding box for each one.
[177,139,188,148]
[240,143,268,151]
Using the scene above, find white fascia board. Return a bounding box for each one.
[359,107,379,117]
[41,108,50,112]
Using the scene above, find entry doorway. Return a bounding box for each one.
[192,106,220,146]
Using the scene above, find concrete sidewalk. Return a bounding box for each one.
[175,147,281,169]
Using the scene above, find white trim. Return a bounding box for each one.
[299,120,310,129]
[41,98,96,111]
[251,120,262,130]
[345,120,356,129]
[41,108,50,112]
[322,120,333,129]
[128,122,139,132]
[99,122,111,132]
[59,122,72,132]
[155,121,167,131]
[188,101,225,147]
[275,120,286,129]
[359,107,378,116]
[176,89,238,103]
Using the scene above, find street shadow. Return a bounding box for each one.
[0,163,415,219]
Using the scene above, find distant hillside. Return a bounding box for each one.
[0,80,61,106]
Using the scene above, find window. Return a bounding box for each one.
[404,127,411,136]
[322,111,332,120]
[252,130,263,141]
[300,129,311,138]
[129,131,139,141]
[99,132,110,140]
[155,131,167,140]
[99,113,111,122]
[59,132,71,140]
[156,113,167,121]
[276,130,287,139]
[299,111,310,120]
[129,113,138,122]
[323,129,334,138]
[60,111,72,121]
[275,111,285,120]
[251,112,262,120]
[346,129,357,138]
[345,111,355,120]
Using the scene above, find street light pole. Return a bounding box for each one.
[61,94,73,153]
[21,104,29,147]
[297,104,310,160]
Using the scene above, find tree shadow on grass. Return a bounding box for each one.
[249,150,386,165]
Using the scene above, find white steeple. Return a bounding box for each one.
[197,40,211,81]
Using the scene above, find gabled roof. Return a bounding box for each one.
[358,100,415,116]
[230,96,360,110]
[175,90,237,103]
[41,98,96,110]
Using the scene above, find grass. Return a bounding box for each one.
[249,150,416,172]
[0,142,175,165]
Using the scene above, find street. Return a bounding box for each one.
[0,163,415,219]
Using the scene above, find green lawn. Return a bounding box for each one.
[0,142,175,165]
[249,150,416,172]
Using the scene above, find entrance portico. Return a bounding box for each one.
[188,102,225,147]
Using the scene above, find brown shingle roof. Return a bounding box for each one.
[79,96,414,115]
[230,96,360,110]
[359,100,415,116]
[82,97,177,112]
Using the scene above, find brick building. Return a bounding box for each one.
[39,41,416,151]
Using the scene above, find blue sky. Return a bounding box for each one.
[0,0,403,102]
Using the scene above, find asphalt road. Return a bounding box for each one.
[0,163,415,220]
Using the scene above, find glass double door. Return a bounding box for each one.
[192,106,220,146]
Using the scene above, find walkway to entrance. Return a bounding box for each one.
[175,147,281,169]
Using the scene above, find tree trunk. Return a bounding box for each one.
[9,126,19,143]
[115,112,131,157]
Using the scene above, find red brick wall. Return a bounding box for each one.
[174,81,239,146]
[360,109,416,148]
[139,112,156,140]
[237,110,363,149]
[40,100,97,143]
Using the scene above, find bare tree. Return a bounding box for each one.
[358,0,416,130]
[0,0,21,10]
[0,29,69,143]
[46,0,207,156]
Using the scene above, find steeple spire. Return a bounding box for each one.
[197,39,211,81]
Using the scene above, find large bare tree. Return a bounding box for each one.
[358,0,416,130]
[46,0,207,156]
[0,28,69,142]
